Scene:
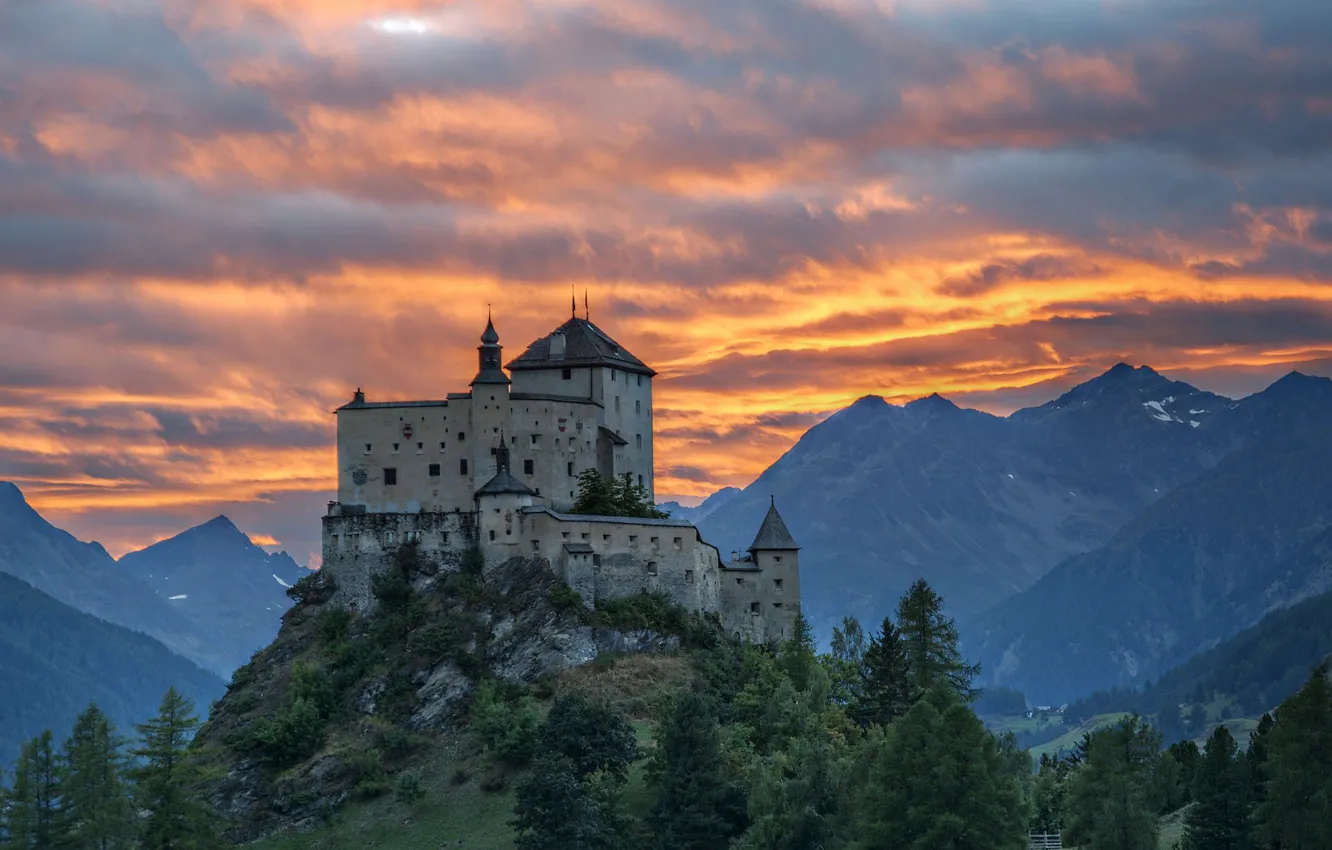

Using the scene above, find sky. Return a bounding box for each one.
[2,0,1332,564]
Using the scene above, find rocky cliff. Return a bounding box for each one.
[192,550,685,842]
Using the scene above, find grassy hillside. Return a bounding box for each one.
[0,571,226,764]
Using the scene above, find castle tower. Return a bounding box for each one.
[470,313,512,490]
[474,438,534,558]
[748,497,801,642]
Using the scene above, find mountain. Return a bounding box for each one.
[967,432,1332,703]
[0,482,244,676]
[658,487,741,524]
[0,570,225,764]
[118,516,309,672]
[697,365,1238,624]
[1064,583,1332,742]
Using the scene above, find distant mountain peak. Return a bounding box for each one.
[906,392,958,411]
[849,394,889,409]
[198,515,241,534]
[0,481,29,506]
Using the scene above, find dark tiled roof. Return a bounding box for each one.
[748,500,800,552]
[563,542,595,554]
[521,506,695,528]
[336,398,452,411]
[506,318,656,377]
[475,470,534,497]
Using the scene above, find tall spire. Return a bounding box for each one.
[571,286,577,318]
[584,288,589,321]
[472,310,510,385]
[748,499,800,552]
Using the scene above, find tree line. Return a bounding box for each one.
[481,578,1332,850]
[0,688,219,849]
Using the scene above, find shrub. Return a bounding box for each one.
[471,680,541,765]
[547,584,587,616]
[289,663,337,717]
[251,696,325,765]
[286,571,324,605]
[593,593,719,648]
[461,545,485,577]
[318,607,352,644]
[371,567,412,613]
[394,771,425,803]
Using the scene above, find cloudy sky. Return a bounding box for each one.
[3,0,1331,563]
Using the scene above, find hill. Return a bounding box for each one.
[119,515,309,671]
[0,571,225,764]
[966,433,1332,702]
[1064,584,1332,739]
[193,551,694,843]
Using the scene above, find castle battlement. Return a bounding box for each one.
[320,309,801,645]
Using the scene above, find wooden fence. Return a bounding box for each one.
[1028,832,1063,850]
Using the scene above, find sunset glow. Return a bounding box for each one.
[2,0,1331,561]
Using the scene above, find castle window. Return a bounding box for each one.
[417,442,423,452]
[593,554,602,567]
[581,533,590,540]
[562,532,570,539]
[773,602,784,610]
[673,537,682,550]
[750,602,760,615]
[440,442,446,450]
[638,474,644,487]
[602,534,611,543]
[562,368,572,380]
[489,530,496,541]
[524,459,534,475]
[635,400,641,414]
[331,534,339,548]
[511,436,517,445]
[635,434,642,449]
[460,459,469,475]
[458,432,466,441]
[650,536,659,550]
[736,578,743,586]
[615,397,620,413]
[441,532,449,544]
[629,535,638,545]
[774,579,784,592]
[611,369,617,381]
[386,531,396,544]
[637,375,643,387]
[647,561,657,576]
[384,468,398,485]
[392,443,399,453]
[532,540,540,552]
[364,443,372,453]
[685,570,695,584]
[775,556,783,563]
[428,463,441,478]
[568,462,574,476]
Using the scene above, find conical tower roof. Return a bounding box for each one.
[748,497,800,552]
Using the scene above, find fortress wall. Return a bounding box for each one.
[519,510,721,614]
[321,511,475,611]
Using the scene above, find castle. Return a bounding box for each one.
[320,309,802,644]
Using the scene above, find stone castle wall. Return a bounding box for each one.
[321,505,798,645]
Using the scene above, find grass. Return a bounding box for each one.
[251,732,518,850]
[1029,713,1131,761]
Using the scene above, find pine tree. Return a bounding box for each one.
[895,579,980,701]
[538,693,638,782]
[1183,726,1251,850]
[778,612,817,692]
[734,731,841,850]
[511,753,623,850]
[1064,716,1163,850]
[847,687,1027,850]
[130,688,219,850]
[648,693,747,850]
[1254,665,1332,849]
[856,616,911,727]
[3,730,61,849]
[58,704,134,849]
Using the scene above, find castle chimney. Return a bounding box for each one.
[352,388,365,404]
